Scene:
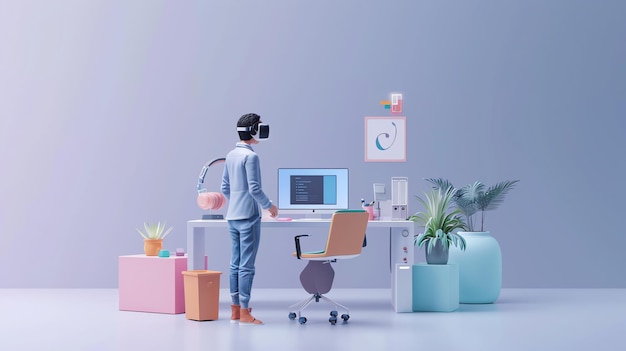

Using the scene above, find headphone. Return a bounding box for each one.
[237,122,270,141]
[196,158,227,211]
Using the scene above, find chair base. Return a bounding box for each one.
[288,292,351,325]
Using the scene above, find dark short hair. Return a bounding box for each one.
[237,113,261,140]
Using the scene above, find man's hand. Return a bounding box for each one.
[268,204,279,218]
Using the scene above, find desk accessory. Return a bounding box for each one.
[197,158,227,219]
[373,183,387,219]
[391,177,408,220]
[362,204,375,220]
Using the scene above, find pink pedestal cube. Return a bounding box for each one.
[119,254,187,314]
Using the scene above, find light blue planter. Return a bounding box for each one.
[448,231,502,304]
[412,263,459,312]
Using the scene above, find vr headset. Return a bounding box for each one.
[237,122,270,141]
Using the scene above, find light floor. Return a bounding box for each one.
[1,288,625,351]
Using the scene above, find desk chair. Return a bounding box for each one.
[288,210,369,325]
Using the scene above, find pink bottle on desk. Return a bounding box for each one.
[363,204,375,220]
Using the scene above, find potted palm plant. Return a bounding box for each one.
[424,178,519,303]
[409,186,468,265]
[425,178,519,232]
[136,221,174,256]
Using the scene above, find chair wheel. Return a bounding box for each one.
[329,316,337,325]
[298,317,307,325]
[288,312,297,320]
[330,310,338,317]
[341,314,350,322]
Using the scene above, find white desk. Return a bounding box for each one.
[187,219,417,272]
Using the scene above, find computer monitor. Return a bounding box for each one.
[277,168,349,218]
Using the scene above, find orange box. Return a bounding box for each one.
[182,270,222,321]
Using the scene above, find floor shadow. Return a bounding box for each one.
[455,303,500,313]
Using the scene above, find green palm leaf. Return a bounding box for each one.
[458,182,482,210]
[417,178,519,233]
[459,181,484,202]
[477,180,519,211]
[425,178,455,192]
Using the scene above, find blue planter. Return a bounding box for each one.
[448,231,502,304]
[425,240,449,265]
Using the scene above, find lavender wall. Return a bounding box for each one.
[1,0,624,288]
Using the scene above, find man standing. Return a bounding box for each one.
[221,113,278,325]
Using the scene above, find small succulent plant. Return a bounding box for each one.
[136,221,173,240]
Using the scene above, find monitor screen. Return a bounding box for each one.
[277,168,349,215]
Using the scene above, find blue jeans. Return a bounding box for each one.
[228,216,261,308]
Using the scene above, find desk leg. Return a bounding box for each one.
[187,226,206,271]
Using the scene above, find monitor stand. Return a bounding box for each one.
[299,213,328,221]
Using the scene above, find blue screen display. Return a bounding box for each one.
[277,168,348,212]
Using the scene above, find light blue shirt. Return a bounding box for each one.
[221,142,272,220]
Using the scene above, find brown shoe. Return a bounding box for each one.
[239,307,263,325]
[230,305,241,323]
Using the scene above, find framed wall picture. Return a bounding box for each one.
[364,116,406,162]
